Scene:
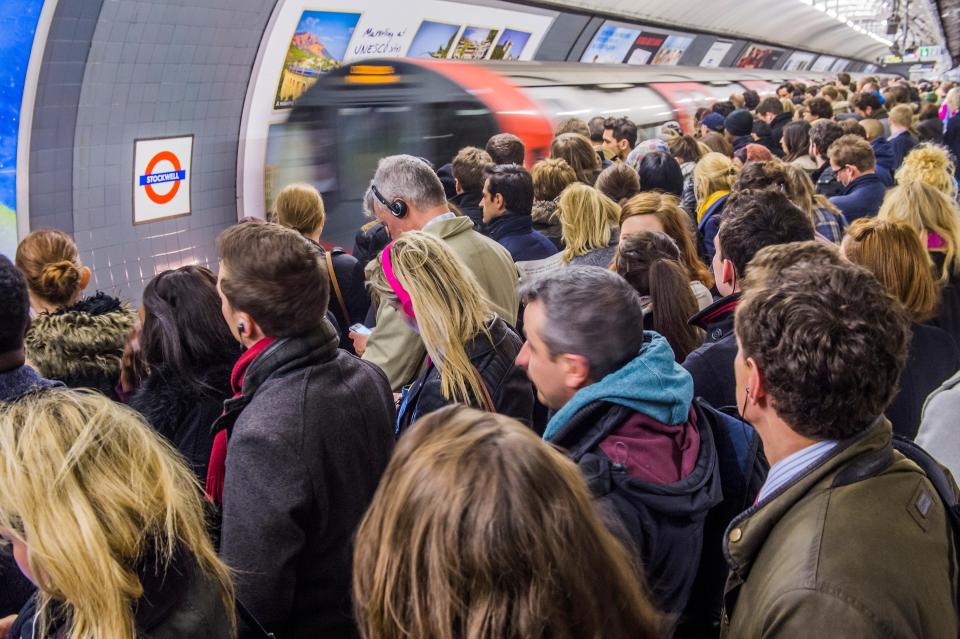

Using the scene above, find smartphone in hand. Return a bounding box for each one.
[349,323,372,336]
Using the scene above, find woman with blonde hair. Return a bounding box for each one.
[353,405,663,639]
[694,152,737,262]
[366,232,532,433]
[619,192,714,309]
[894,144,958,198]
[841,219,960,438]
[273,183,369,351]
[15,229,135,398]
[0,388,235,638]
[550,132,601,185]
[531,157,577,248]
[556,183,620,267]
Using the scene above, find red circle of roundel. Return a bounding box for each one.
[143,151,182,205]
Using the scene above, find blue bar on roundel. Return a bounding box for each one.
[139,170,186,186]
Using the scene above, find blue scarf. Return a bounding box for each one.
[0,365,62,402]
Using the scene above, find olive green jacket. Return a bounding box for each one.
[363,216,520,391]
[721,419,959,638]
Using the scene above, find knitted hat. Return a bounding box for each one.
[725,109,754,137]
[702,112,725,132]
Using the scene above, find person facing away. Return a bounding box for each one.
[683,190,815,411]
[0,389,234,639]
[480,164,557,262]
[886,104,918,171]
[808,119,846,198]
[352,405,664,639]
[693,152,738,263]
[719,245,958,638]
[365,232,533,433]
[828,134,887,222]
[272,182,370,343]
[841,218,960,439]
[530,157,577,249]
[515,266,721,615]
[449,146,494,230]
[485,132,525,166]
[613,230,704,362]
[126,265,241,484]
[212,222,395,638]
[0,255,60,622]
[352,155,519,392]
[15,229,136,398]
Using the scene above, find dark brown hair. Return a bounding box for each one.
[353,405,663,639]
[666,135,703,164]
[781,121,812,162]
[594,163,640,205]
[216,223,329,338]
[735,259,910,439]
[452,146,494,192]
[614,231,703,361]
[15,229,83,306]
[550,133,601,185]
[485,133,525,165]
[699,132,733,158]
[828,134,875,171]
[805,97,833,120]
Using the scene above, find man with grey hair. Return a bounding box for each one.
[515,265,720,616]
[351,154,519,390]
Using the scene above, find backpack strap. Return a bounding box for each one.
[235,598,276,639]
[324,250,350,324]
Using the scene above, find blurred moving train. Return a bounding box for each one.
[266,59,854,246]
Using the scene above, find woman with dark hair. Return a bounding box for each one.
[780,121,817,172]
[127,266,241,482]
[667,135,705,217]
[614,231,704,361]
[638,151,684,198]
[594,163,640,205]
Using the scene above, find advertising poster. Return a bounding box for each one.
[652,35,692,66]
[274,10,362,108]
[736,45,785,69]
[811,55,837,72]
[580,25,640,63]
[491,28,531,60]
[830,58,849,72]
[408,20,460,58]
[0,0,44,257]
[783,51,816,71]
[700,40,732,67]
[452,26,499,59]
[625,32,668,65]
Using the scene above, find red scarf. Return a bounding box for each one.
[204,337,275,504]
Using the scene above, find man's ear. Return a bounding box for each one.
[80,266,91,291]
[560,353,591,393]
[494,192,506,211]
[454,178,463,195]
[746,356,767,404]
[722,258,738,289]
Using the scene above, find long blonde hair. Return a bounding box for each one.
[0,389,234,639]
[367,232,493,404]
[694,152,737,203]
[558,183,618,263]
[878,180,960,278]
[894,144,958,199]
[353,405,663,639]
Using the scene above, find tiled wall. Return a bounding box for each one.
[30,0,275,304]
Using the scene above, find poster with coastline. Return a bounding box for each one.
[407,20,460,58]
[0,0,44,257]
[491,28,531,60]
[274,10,362,109]
[452,26,499,60]
[580,25,640,63]
[652,35,692,65]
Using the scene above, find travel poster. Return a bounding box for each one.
[700,40,732,67]
[651,35,693,65]
[452,26,499,60]
[625,32,668,65]
[407,20,460,58]
[274,10,362,109]
[491,28,531,60]
[580,25,640,63]
[736,45,784,69]
[783,51,815,71]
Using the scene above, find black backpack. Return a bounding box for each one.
[676,399,768,638]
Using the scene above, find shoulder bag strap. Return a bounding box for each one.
[324,250,350,324]
[471,364,496,413]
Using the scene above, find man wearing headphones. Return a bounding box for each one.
[352,154,519,391]
[683,190,815,411]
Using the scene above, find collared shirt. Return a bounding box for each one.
[422,211,457,231]
[756,439,839,504]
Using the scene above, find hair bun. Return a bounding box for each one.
[39,259,81,300]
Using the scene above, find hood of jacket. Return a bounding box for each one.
[545,332,693,441]
[25,292,135,386]
[0,365,62,402]
[129,361,234,433]
[532,198,560,226]
[870,136,896,171]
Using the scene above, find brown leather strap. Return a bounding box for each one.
[324,250,350,323]
[472,365,496,413]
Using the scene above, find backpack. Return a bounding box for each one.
[676,399,768,639]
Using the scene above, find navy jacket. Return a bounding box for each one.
[682,293,741,412]
[888,132,918,171]
[829,173,887,222]
[869,138,896,186]
[486,211,558,262]
[449,190,484,231]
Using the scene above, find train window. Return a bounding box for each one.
[336,105,420,201]
[424,102,497,166]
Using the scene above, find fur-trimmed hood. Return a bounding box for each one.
[25,292,136,396]
[129,361,233,438]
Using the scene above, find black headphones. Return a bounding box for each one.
[370,184,407,218]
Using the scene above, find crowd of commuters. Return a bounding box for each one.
[2,71,960,639]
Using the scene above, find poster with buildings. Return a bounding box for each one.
[491,29,531,60]
[452,26,499,59]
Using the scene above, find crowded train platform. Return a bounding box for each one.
[3,0,960,637]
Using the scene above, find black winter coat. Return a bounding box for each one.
[218,319,395,639]
[812,163,844,198]
[885,323,960,439]
[769,111,793,148]
[683,294,741,411]
[128,361,235,484]
[8,550,233,638]
[396,317,534,433]
[485,211,558,263]
[930,251,960,343]
[449,190,485,231]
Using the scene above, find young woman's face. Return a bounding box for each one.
[1,529,36,586]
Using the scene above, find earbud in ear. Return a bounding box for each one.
[237,323,245,334]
